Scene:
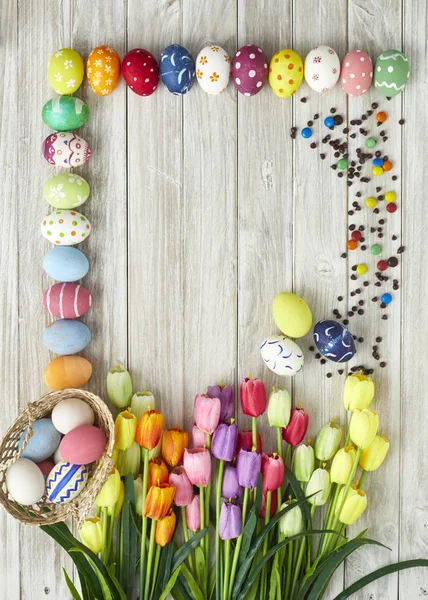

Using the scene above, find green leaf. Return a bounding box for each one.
[180,563,205,600]
[334,559,428,599]
[209,564,216,600]
[284,465,312,524]
[268,553,281,600]
[153,541,174,600]
[71,549,114,600]
[70,547,127,600]
[62,568,83,600]
[159,565,183,600]
[194,546,205,590]
[171,528,207,573]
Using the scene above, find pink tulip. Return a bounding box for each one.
[186,495,201,531]
[183,448,211,487]
[169,466,194,506]
[261,453,285,493]
[192,424,206,448]
[194,394,221,434]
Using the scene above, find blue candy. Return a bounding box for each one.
[324,116,335,128]
[160,44,195,95]
[373,157,384,167]
[381,293,392,304]
[301,127,312,139]
[313,320,356,363]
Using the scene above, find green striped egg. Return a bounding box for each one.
[43,173,90,209]
[374,49,409,97]
[42,96,89,131]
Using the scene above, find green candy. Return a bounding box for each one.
[365,137,376,149]
[374,49,410,98]
[42,96,89,131]
[337,159,348,170]
[43,173,90,210]
[371,244,382,255]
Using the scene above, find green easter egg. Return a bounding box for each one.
[42,96,89,131]
[47,48,84,95]
[43,173,90,209]
[374,49,410,97]
[272,292,312,338]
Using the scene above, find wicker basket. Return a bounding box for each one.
[0,389,115,526]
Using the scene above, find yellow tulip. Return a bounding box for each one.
[359,435,389,471]
[114,410,137,451]
[343,373,374,411]
[350,409,379,449]
[134,475,144,516]
[96,468,121,508]
[131,390,156,421]
[79,517,103,554]
[337,484,367,525]
[107,479,125,517]
[314,419,342,462]
[330,445,356,484]
[117,441,141,478]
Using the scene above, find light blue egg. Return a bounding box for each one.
[19,418,62,462]
[46,461,88,504]
[160,44,195,95]
[43,319,91,355]
[43,246,89,282]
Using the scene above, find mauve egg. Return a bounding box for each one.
[37,460,55,481]
[122,48,159,96]
[43,282,92,319]
[232,45,268,96]
[340,50,373,97]
[60,425,107,465]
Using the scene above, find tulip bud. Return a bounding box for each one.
[183,448,211,487]
[282,407,309,446]
[305,468,331,506]
[259,490,277,519]
[169,466,193,506]
[79,517,103,554]
[108,479,125,517]
[267,388,291,428]
[186,495,201,531]
[114,410,137,451]
[314,419,343,462]
[162,427,189,468]
[330,445,356,484]
[117,441,141,478]
[219,502,242,540]
[240,377,267,418]
[235,430,262,457]
[155,509,176,547]
[192,425,206,448]
[131,390,155,421]
[136,410,164,451]
[144,483,176,520]
[236,448,262,489]
[359,435,389,472]
[148,458,169,488]
[292,443,314,483]
[350,409,379,449]
[337,484,367,525]
[194,394,221,434]
[96,468,121,508]
[343,373,374,411]
[222,465,243,500]
[212,422,238,462]
[207,385,234,422]
[134,475,144,516]
[261,453,284,492]
[279,499,304,537]
[107,366,133,408]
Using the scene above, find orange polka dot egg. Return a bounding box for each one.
[268,49,303,98]
[87,45,121,96]
[41,209,91,246]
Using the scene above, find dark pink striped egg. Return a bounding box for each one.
[232,45,268,96]
[43,282,92,319]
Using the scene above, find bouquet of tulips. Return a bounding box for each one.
[41,367,427,600]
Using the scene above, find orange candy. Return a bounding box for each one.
[44,356,92,390]
[347,240,358,250]
[382,160,392,171]
[376,111,387,123]
[87,45,121,96]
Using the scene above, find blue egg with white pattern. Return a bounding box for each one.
[160,44,195,95]
[46,461,88,504]
[313,320,356,363]
[19,418,62,462]
[260,334,304,377]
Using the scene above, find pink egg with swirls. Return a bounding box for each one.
[232,45,268,96]
[340,50,373,96]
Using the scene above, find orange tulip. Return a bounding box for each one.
[155,509,176,547]
[136,409,164,451]
[162,427,189,467]
[144,483,176,520]
[148,458,169,488]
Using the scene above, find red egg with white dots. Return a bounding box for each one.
[340,50,373,97]
[232,45,268,96]
[122,48,159,96]
[43,282,92,319]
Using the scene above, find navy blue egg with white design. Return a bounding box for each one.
[260,334,304,376]
[313,320,356,363]
[160,44,195,95]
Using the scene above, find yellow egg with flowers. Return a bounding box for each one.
[269,49,303,98]
[48,48,84,94]
[272,292,312,338]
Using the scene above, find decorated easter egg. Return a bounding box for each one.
[6,458,46,505]
[52,397,95,435]
[268,49,303,98]
[87,45,121,96]
[53,447,64,464]
[43,173,90,210]
[260,335,304,376]
[43,319,92,355]
[374,49,409,97]
[43,282,92,319]
[37,460,55,481]
[313,320,356,362]
[46,461,88,504]
[43,246,89,282]
[42,96,89,131]
[304,45,340,93]
[196,44,231,95]
[160,44,195,95]
[272,292,312,338]
[340,50,373,96]
[44,355,92,390]
[42,132,91,168]
[122,48,159,96]
[41,209,91,246]
[232,45,268,96]
[60,425,107,465]
[47,48,84,95]
[19,418,62,463]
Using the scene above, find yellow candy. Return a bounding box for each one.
[268,49,303,98]
[365,197,377,209]
[356,264,367,275]
[385,191,396,203]
[372,166,384,177]
[48,48,84,95]
[272,292,312,338]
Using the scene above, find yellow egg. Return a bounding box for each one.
[268,49,303,98]
[47,48,84,95]
[272,292,312,338]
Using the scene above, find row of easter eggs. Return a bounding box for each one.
[6,398,106,505]
[47,45,409,99]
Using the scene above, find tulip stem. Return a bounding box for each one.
[144,519,156,600]
[150,544,161,600]
[357,469,367,489]
[223,539,231,600]
[228,487,249,600]
[101,507,109,564]
[290,534,306,599]
[318,483,338,556]
[199,486,207,594]
[181,506,195,575]
[260,491,272,600]
[251,417,257,450]
[285,540,293,600]
[306,505,316,572]
[205,433,212,582]
[284,444,291,467]
[276,428,283,512]
[139,449,150,600]
[215,460,225,600]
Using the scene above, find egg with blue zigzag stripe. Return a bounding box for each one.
[260,334,304,376]
[46,461,88,504]
[160,44,195,95]
[313,320,356,363]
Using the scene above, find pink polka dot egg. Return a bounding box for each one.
[232,45,268,96]
[340,50,373,96]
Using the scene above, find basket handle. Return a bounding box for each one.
[0,403,38,472]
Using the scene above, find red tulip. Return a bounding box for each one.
[194,394,221,434]
[261,453,285,493]
[282,407,309,446]
[236,430,262,457]
[240,378,267,417]
[259,490,277,519]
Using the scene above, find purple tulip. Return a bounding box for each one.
[222,465,242,500]
[219,501,242,540]
[212,423,238,462]
[208,385,234,422]
[236,448,261,489]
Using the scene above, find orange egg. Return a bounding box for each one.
[87,45,121,96]
[44,356,92,390]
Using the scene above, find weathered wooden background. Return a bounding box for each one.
[1,0,427,597]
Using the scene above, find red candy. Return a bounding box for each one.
[232,45,268,96]
[386,202,397,213]
[43,282,92,319]
[377,260,388,271]
[122,48,159,96]
[351,231,362,242]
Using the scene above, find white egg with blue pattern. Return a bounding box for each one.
[46,461,88,504]
[260,335,304,377]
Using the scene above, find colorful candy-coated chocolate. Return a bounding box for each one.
[385,191,396,203]
[377,260,388,271]
[46,461,88,504]
[41,209,91,246]
[381,293,392,304]
[122,48,159,96]
[366,197,377,208]
[365,137,376,148]
[268,49,303,98]
[232,45,268,96]
[43,282,92,319]
[373,158,384,167]
[337,159,348,169]
[383,160,392,171]
[43,173,90,210]
[356,264,367,275]
[43,246,89,282]
[371,243,382,255]
[47,48,84,95]
[43,319,91,355]
[196,44,231,95]
[19,418,62,463]
[324,116,335,128]
[301,127,312,138]
[340,50,373,96]
[351,231,362,242]
[87,45,121,96]
[372,166,384,176]
[60,425,107,465]
[42,132,91,168]
[42,96,89,131]
[347,239,357,250]
[313,320,356,363]
[386,202,397,213]
[44,355,92,390]
[160,44,195,95]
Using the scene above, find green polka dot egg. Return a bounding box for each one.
[374,49,409,97]
[47,48,84,95]
[43,173,90,209]
[41,210,91,246]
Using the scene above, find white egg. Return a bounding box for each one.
[304,45,340,93]
[260,335,304,376]
[196,44,231,95]
[6,458,45,505]
[54,446,64,464]
[51,398,95,435]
